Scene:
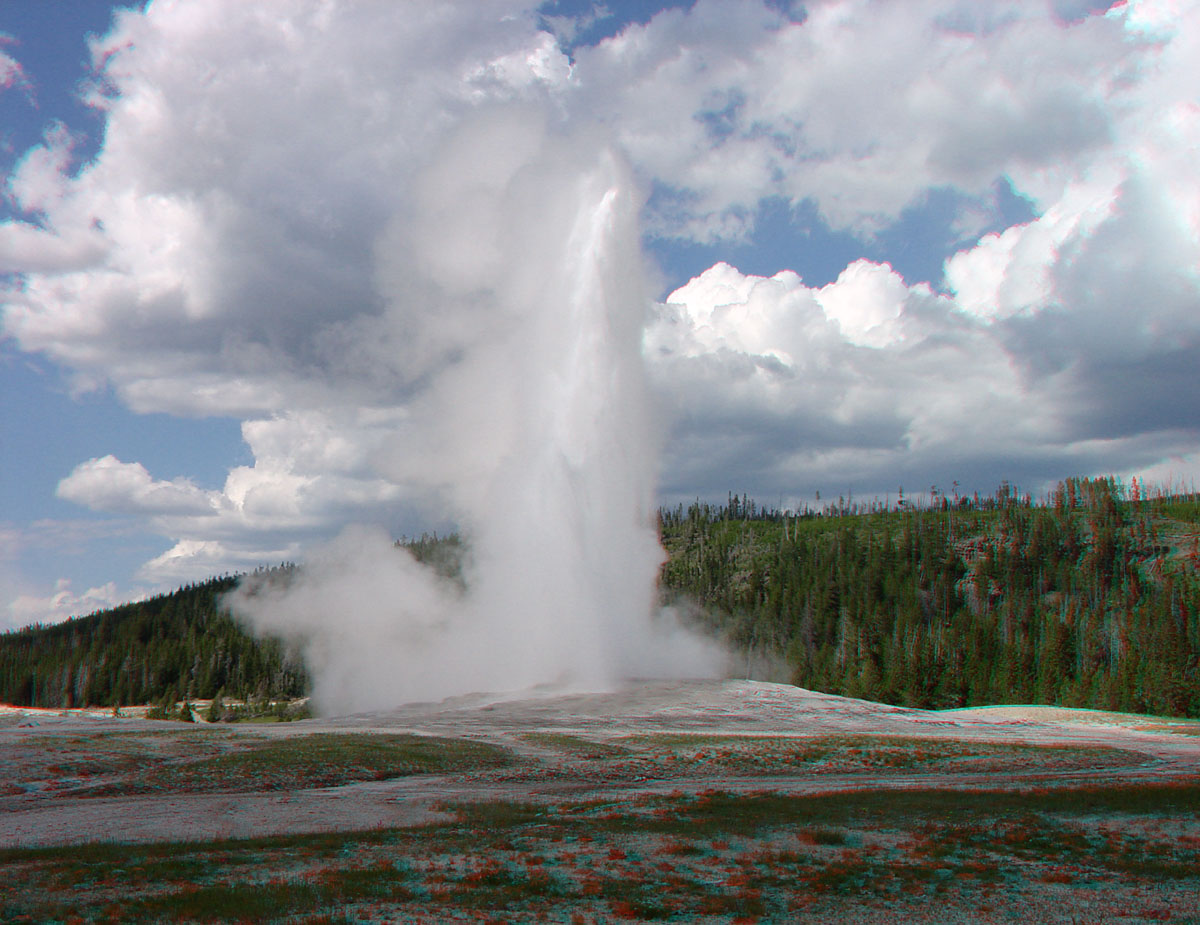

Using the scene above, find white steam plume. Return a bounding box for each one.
[228,110,723,713]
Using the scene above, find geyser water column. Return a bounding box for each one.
[396,111,672,693]
[230,110,720,712]
[460,145,666,693]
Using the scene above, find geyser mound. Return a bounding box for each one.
[228,111,724,713]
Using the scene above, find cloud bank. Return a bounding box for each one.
[1,0,1198,632]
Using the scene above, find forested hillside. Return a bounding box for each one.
[0,573,308,709]
[660,478,1200,716]
[3,479,1198,716]
[0,534,458,711]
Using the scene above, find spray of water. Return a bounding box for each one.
[227,110,724,713]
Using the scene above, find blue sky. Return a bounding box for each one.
[1,1,247,616]
[2,0,1199,628]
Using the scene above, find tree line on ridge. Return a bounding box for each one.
[2,477,1197,717]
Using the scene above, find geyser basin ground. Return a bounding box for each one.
[2,680,1198,923]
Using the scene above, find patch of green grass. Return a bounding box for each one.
[129,879,329,921]
[453,779,1200,848]
[614,733,1140,776]
[920,813,1095,862]
[518,732,632,758]
[808,853,876,894]
[120,852,232,885]
[804,827,849,845]
[596,875,676,920]
[86,733,514,795]
[1017,777,1200,815]
[437,860,572,910]
[446,800,554,829]
[0,830,397,877]
[312,859,420,900]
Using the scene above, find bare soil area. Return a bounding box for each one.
[1,680,1198,923]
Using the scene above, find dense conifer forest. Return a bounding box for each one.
[0,573,308,710]
[660,478,1200,717]
[2,478,1197,716]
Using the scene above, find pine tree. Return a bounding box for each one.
[206,689,225,723]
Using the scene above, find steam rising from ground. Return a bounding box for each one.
[228,112,724,713]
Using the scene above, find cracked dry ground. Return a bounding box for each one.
[1,680,1198,923]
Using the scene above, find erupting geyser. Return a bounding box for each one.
[228,110,723,713]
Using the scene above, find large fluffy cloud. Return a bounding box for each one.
[3,1,567,414]
[1,0,1199,608]
[574,0,1141,240]
[57,455,217,516]
[634,0,1200,501]
[0,36,29,94]
[649,252,1198,504]
[645,0,1200,498]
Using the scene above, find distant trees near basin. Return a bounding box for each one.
[2,478,1197,717]
[660,478,1200,717]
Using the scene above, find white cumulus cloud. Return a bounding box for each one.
[572,0,1141,239]
[57,456,217,516]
